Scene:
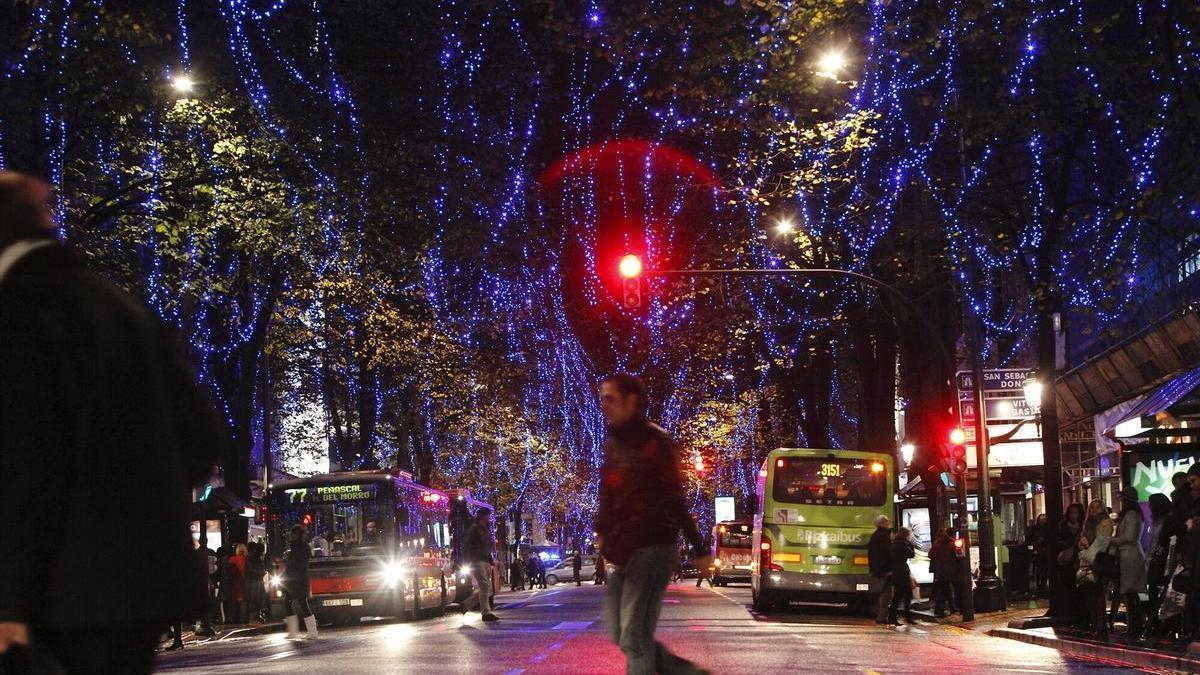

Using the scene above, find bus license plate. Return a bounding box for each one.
[813,555,842,565]
[856,583,869,591]
[321,598,362,607]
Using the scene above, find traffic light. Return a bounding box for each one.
[943,427,968,474]
[618,254,642,309]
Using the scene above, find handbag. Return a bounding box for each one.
[1076,566,1099,587]
[1171,567,1191,593]
[1093,546,1119,580]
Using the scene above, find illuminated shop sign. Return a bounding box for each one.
[1124,450,1199,502]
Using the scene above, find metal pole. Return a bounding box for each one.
[964,290,1006,612]
[955,474,975,621]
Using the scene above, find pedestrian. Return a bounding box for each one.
[594,553,607,585]
[463,508,499,622]
[695,558,713,589]
[595,373,710,675]
[510,553,526,591]
[245,541,268,623]
[282,525,318,641]
[534,555,547,589]
[572,548,584,586]
[867,514,893,625]
[1111,488,1147,640]
[1142,493,1172,635]
[1053,503,1086,625]
[224,544,248,625]
[0,172,226,674]
[929,528,959,617]
[887,527,917,625]
[1077,499,1116,641]
[1029,513,1050,596]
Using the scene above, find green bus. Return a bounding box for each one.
[751,448,894,612]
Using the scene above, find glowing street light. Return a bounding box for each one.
[774,218,794,235]
[1022,377,1044,408]
[171,74,195,95]
[899,442,915,465]
[816,50,848,79]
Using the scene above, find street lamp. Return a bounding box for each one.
[899,442,915,465]
[816,50,848,79]
[774,218,794,235]
[171,74,195,95]
[1022,377,1043,408]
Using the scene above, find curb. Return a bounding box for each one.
[987,627,1200,673]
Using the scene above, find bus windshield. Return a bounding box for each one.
[268,481,393,558]
[772,457,886,506]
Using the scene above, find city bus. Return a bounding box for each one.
[265,470,456,624]
[710,519,753,586]
[751,448,894,612]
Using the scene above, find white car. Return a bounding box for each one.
[545,558,597,585]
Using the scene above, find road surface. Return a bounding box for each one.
[155,581,1151,674]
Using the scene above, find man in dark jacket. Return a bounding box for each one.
[888,527,917,625]
[462,508,498,622]
[595,374,710,675]
[867,515,893,624]
[0,172,225,673]
[572,548,584,586]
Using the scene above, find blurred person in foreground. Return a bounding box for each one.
[0,171,226,674]
[595,373,710,675]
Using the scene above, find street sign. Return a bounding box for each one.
[960,396,1040,421]
[714,496,736,522]
[956,368,1033,394]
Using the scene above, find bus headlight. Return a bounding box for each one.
[712,558,722,568]
[382,562,407,588]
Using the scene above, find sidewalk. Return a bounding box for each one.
[914,597,1200,672]
[157,621,284,651]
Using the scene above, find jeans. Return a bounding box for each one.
[889,579,913,623]
[282,584,312,618]
[605,545,704,675]
[874,578,893,622]
[465,561,493,614]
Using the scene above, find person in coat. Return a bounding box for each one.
[462,508,498,622]
[1053,503,1086,625]
[594,373,710,675]
[509,554,526,591]
[224,544,248,625]
[887,527,917,625]
[867,515,893,624]
[572,548,584,586]
[1078,499,1116,640]
[282,525,317,641]
[0,172,226,674]
[929,528,960,617]
[1112,488,1147,639]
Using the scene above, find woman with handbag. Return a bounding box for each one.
[1112,488,1148,641]
[1078,499,1116,640]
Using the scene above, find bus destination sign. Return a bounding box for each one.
[283,483,378,504]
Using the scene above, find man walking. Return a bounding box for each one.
[595,374,710,675]
[0,171,225,673]
[572,547,584,586]
[868,514,894,625]
[463,508,499,622]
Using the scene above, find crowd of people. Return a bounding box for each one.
[1042,468,1200,643]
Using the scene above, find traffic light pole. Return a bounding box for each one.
[963,280,1006,613]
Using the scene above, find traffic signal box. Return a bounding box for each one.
[942,427,968,475]
[618,254,642,309]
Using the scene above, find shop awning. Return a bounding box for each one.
[1100,364,1200,437]
[1055,307,1200,428]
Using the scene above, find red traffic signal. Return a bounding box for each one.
[618,254,643,279]
[948,427,967,446]
[953,536,966,557]
[943,427,968,474]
